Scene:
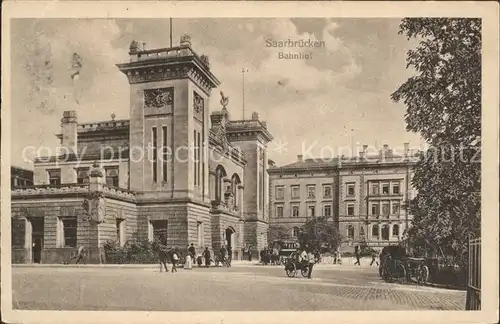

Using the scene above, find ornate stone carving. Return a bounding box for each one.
[220,91,229,109]
[83,191,106,224]
[200,55,210,68]
[144,88,173,108]
[193,91,204,120]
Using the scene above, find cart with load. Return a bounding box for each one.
[284,251,310,278]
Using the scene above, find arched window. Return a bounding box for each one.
[347,225,354,239]
[292,227,300,237]
[215,165,227,201]
[392,224,399,237]
[381,225,390,240]
[231,174,241,208]
[372,224,379,238]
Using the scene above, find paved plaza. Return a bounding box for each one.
[11,264,466,311]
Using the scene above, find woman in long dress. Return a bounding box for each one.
[184,253,193,270]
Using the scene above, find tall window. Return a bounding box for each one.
[275,186,284,200]
[193,130,197,186]
[105,167,119,187]
[197,131,201,187]
[382,202,390,216]
[324,204,332,217]
[162,126,168,183]
[372,224,379,238]
[382,183,390,195]
[371,183,379,195]
[291,186,300,199]
[347,204,355,216]
[292,227,300,237]
[151,220,168,245]
[76,168,89,184]
[307,205,315,217]
[371,203,379,216]
[197,222,204,247]
[392,182,400,195]
[59,217,77,248]
[392,201,400,215]
[381,225,390,240]
[276,206,284,218]
[307,185,316,199]
[48,169,61,185]
[152,127,158,182]
[291,205,300,217]
[116,219,125,247]
[347,225,354,239]
[392,224,400,237]
[346,183,355,196]
[323,185,332,198]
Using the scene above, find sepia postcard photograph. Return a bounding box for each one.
[1,1,499,324]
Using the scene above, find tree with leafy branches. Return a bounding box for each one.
[297,217,342,253]
[267,225,291,245]
[391,18,481,269]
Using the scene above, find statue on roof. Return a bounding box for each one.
[220,91,229,109]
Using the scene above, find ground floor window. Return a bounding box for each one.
[197,222,204,247]
[58,217,77,248]
[151,220,168,245]
[116,218,125,246]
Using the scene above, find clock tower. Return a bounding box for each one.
[117,35,220,204]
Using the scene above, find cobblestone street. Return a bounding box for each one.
[12,264,466,311]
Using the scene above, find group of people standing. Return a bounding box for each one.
[259,247,280,265]
[183,243,232,269]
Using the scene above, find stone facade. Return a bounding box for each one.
[268,145,418,251]
[11,36,273,264]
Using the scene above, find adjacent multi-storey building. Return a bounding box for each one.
[11,166,34,189]
[268,144,418,250]
[11,35,273,264]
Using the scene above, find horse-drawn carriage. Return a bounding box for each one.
[284,251,311,278]
[379,245,430,284]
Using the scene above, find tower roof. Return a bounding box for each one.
[116,36,220,93]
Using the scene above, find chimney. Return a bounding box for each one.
[60,110,78,153]
[297,155,303,162]
[252,112,259,120]
[404,142,410,156]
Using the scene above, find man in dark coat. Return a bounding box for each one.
[202,247,211,267]
[188,243,196,259]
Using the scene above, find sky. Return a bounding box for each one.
[10,18,424,169]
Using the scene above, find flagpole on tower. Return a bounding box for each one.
[169,18,173,47]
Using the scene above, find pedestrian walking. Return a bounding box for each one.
[354,246,361,266]
[188,243,196,260]
[227,246,232,266]
[171,249,179,273]
[248,246,253,262]
[307,249,316,279]
[64,245,86,265]
[202,247,211,267]
[370,251,379,267]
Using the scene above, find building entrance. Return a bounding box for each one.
[29,218,44,263]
